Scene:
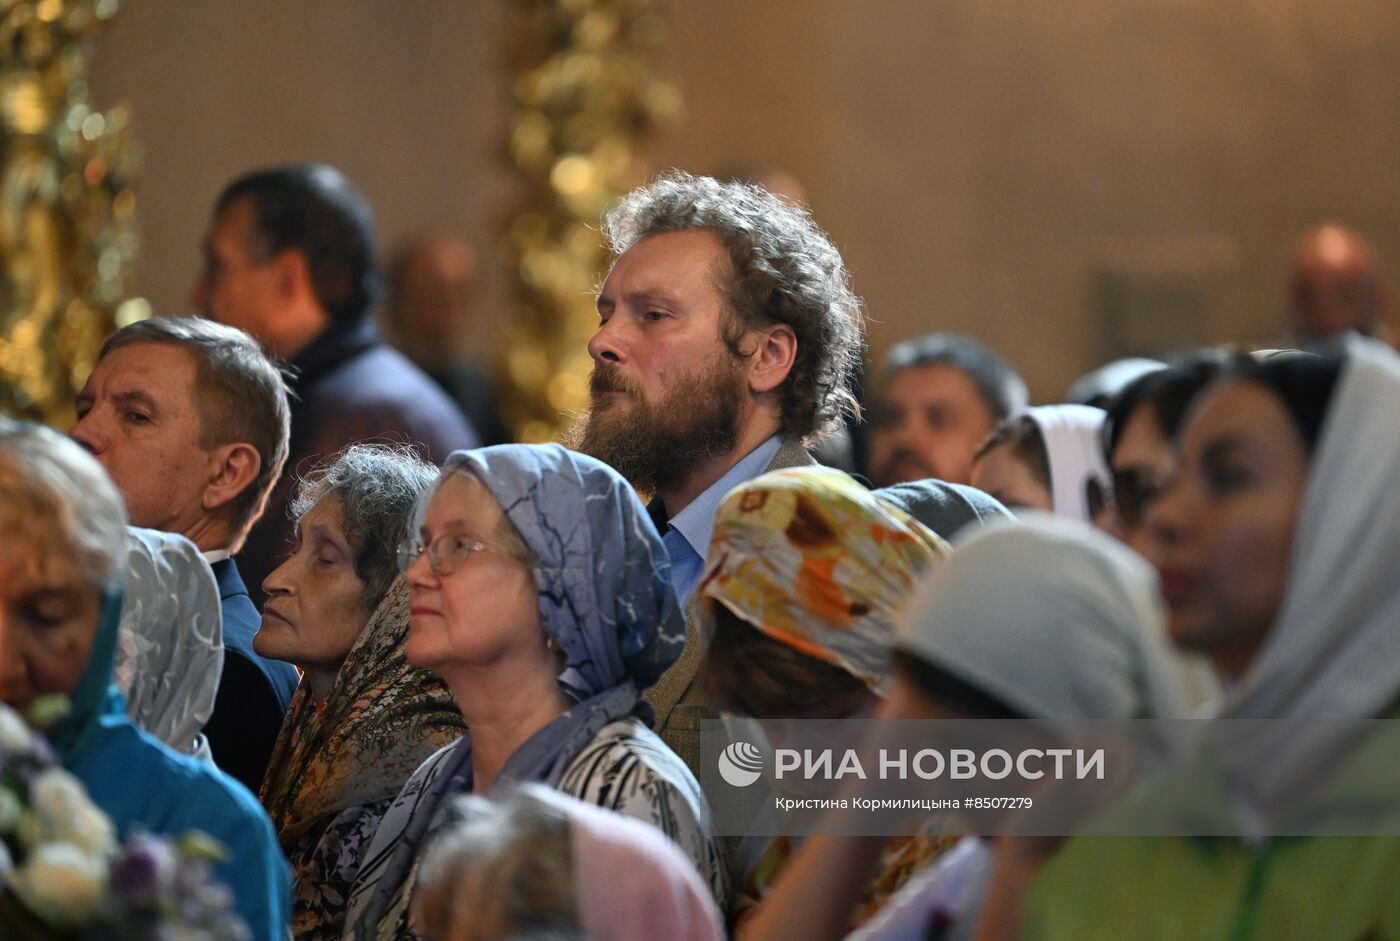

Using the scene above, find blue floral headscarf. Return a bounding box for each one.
[436,443,685,702]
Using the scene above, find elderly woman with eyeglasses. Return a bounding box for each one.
[342,444,724,941]
[253,444,465,941]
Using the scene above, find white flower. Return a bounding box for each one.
[30,768,116,856]
[7,841,109,923]
[0,705,34,754]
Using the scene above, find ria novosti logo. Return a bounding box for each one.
[717,741,764,787]
[717,740,1108,789]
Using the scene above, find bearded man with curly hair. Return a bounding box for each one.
[568,170,866,768]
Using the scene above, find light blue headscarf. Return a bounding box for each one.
[440,443,685,705]
[346,445,686,939]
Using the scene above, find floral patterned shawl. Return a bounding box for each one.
[260,578,464,940]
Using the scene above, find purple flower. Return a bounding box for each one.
[110,833,177,909]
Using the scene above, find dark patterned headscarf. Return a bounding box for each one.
[259,579,464,846]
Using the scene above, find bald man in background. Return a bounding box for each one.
[1289,223,1394,347]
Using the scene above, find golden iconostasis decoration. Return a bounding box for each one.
[0,0,143,427]
[500,0,680,443]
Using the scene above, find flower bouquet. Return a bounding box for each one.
[0,702,249,940]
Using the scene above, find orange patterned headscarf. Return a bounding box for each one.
[698,467,950,693]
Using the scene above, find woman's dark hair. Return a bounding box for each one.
[892,650,1025,720]
[1221,347,1346,454]
[698,605,873,719]
[973,415,1050,489]
[1102,349,1232,461]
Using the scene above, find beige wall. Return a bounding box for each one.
[90,1,1400,401]
[88,0,516,357]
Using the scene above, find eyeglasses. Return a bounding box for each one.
[396,534,492,577]
[1112,468,1170,528]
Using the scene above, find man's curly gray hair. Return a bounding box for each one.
[602,170,865,444]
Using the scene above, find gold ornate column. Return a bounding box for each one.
[500,0,680,443]
[0,0,141,427]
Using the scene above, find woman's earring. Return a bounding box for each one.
[545,636,557,652]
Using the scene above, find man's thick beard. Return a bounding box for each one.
[566,356,745,495]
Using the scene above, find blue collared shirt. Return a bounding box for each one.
[661,434,785,605]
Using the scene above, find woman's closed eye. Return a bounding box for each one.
[20,592,80,629]
[315,540,346,567]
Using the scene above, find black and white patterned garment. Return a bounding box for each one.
[342,716,725,941]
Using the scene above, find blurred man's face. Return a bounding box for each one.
[869,364,998,486]
[1289,224,1383,342]
[1291,260,1378,341]
[191,198,281,344]
[389,238,476,345]
[71,343,217,537]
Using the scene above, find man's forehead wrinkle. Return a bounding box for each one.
[113,388,158,408]
[99,349,200,407]
[622,287,684,307]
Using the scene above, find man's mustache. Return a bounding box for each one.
[589,364,641,398]
[879,448,936,481]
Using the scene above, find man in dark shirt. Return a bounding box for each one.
[191,164,478,606]
[72,316,300,792]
